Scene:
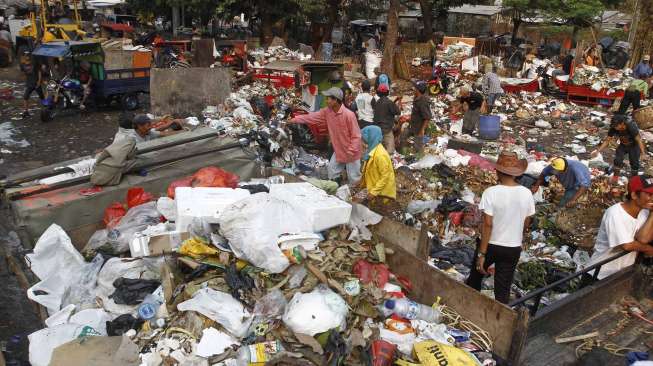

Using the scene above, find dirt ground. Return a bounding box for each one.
[0,63,146,349]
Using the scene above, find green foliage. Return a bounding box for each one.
[542,0,606,27]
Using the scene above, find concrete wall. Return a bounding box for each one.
[150,67,232,117]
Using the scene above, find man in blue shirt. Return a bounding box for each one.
[633,55,652,80]
[531,158,591,208]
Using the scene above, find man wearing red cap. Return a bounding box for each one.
[291,87,362,184]
[587,175,653,280]
[371,83,400,153]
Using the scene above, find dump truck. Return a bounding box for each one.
[1,128,652,365]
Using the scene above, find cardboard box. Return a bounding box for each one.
[130,231,190,257]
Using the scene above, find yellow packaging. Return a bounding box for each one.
[179,238,219,258]
[413,341,481,366]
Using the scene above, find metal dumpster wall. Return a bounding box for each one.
[371,218,528,363]
[8,133,260,249]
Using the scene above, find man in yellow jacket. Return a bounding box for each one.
[359,125,396,201]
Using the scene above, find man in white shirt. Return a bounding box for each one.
[355,79,374,129]
[588,175,653,280]
[466,151,535,304]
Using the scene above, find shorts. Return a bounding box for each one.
[24,83,44,101]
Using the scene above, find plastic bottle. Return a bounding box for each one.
[383,298,441,322]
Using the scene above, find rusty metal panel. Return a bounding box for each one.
[150,67,232,117]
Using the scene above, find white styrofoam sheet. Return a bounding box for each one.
[175,187,250,232]
[269,183,352,232]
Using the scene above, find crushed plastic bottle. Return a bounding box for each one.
[383,298,441,323]
[138,286,164,320]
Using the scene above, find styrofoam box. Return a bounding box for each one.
[269,182,352,232]
[175,187,251,232]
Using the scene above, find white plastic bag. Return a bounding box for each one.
[177,288,252,338]
[218,193,313,273]
[348,203,383,242]
[365,50,382,79]
[26,224,86,313]
[282,285,348,336]
[28,323,102,366]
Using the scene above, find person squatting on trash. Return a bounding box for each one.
[400,80,432,153]
[371,83,400,154]
[291,87,362,185]
[587,175,653,280]
[459,86,484,135]
[531,157,591,208]
[358,125,396,203]
[466,151,535,304]
[592,114,647,178]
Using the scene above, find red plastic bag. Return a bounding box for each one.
[191,166,239,188]
[126,187,155,208]
[103,202,127,228]
[353,259,390,288]
[371,340,396,366]
[167,176,194,198]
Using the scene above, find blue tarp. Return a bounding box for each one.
[32,44,70,58]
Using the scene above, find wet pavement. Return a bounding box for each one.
[0,64,144,345]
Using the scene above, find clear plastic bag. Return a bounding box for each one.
[83,202,161,257]
[61,254,105,310]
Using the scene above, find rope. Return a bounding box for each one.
[440,305,493,352]
[575,338,636,358]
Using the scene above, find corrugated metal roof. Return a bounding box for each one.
[449,5,503,16]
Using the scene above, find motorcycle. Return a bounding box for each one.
[40,75,85,122]
[427,63,453,96]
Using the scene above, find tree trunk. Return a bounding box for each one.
[510,16,522,45]
[321,0,340,44]
[383,0,400,79]
[260,11,274,46]
[419,0,433,42]
[630,0,653,68]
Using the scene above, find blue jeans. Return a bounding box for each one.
[559,187,578,207]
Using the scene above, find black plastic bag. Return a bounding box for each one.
[109,277,161,305]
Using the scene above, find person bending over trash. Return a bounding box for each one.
[291,87,362,185]
[531,157,591,208]
[459,86,484,135]
[618,79,648,116]
[586,175,653,280]
[466,151,535,304]
[358,125,396,205]
[592,114,647,179]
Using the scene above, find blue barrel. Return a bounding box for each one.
[479,115,501,140]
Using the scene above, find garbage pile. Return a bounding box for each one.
[23,170,499,366]
[570,64,635,92]
[249,46,313,68]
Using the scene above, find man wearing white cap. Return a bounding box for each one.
[291,87,362,184]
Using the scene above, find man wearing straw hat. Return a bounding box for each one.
[466,151,535,304]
